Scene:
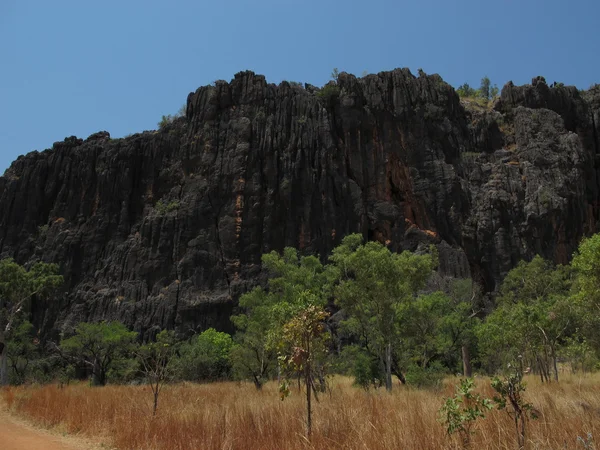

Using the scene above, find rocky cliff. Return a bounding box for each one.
[1,70,598,338]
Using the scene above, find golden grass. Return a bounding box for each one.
[2,374,600,450]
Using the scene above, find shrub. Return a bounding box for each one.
[158,115,174,130]
[491,365,538,449]
[174,328,234,381]
[155,199,180,215]
[338,345,383,390]
[316,84,341,103]
[439,378,493,447]
[405,362,446,389]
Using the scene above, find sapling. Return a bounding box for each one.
[439,377,493,448]
[491,365,538,449]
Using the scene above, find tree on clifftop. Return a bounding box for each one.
[0,259,62,385]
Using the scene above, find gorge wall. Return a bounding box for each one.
[1,70,599,338]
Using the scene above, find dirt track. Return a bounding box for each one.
[0,407,94,450]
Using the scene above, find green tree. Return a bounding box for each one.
[0,259,63,385]
[491,366,538,450]
[231,248,329,388]
[60,321,138,386]
[571,233,600,354]
[456,83,476,98]
[6,319,37,384]
[137,330,178,416]
[490,84,499,98]
[175,328,234,381]
[477,256,575,381]
[330,234,434,391]
[439,378,493,448]
[480,76,491,100]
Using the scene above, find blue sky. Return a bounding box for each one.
[1,0,598,174]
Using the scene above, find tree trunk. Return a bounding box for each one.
[385,342,392,392]
[0,328,8,386]
[153,386,159,416]
[461,345,472,377]
[551,346,559,382]
[252,375,263,390]
[0,340,8,386]
[92,357,105,386]
[305,362,312,440]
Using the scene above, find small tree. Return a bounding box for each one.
[491,366,538,450]
[175,328,234,381]
[60,321,138,386]
[456,83,476,98]
[137,330,178,416]
[278,302,330,440]
[6,320,37,384]
[231,248,330,388]
[0,259,62,385]
[480,76,491,100]
[439,378,493,448]
[331,68,340,81]
[330,234,434,391]
[491,84,499,98]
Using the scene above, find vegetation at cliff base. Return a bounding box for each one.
[2,231,600,447]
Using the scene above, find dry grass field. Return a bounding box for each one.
[2,374,599,449]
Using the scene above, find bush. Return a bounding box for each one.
[316,84,341,103]
[175,329,234,381]
[405,362,446,389]
[155,199,180,215]
[158,115,174,130]
[338,345,383,390]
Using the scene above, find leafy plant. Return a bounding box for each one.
[155,199,180,215]
[316,84,341,103]
[491,365,538,449]
[439,378,493,447]
[60,321,138,386]
[175,328,234,381]
[278,302,330,440]
[137,330,178,416]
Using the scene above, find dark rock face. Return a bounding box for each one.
[0,71,598,337]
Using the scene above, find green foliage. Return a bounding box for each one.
[0,258,63,385]
[6,319,37,384]
[137,330,179,415]
[278,304,330,439]
[330,233,434,391]
[231,248,329,388]
[439,378,493,447]
[456,77,499,103]
[337,345,383,390]
[316,84,341,103]
[155,199,180,215]
[158,115,174,130]
[175,328,234,382]
[571,234,600,353]
[404,362,446,389]
[158,104,186,130]
[60,321,138,386]
[476,256,575,380]
[331,67,340,81]
[480,76,491,100]
[491,366,537,449]
[456,83,477,98]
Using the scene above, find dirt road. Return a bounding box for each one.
[0,408,95,450]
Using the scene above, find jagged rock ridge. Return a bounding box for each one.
[0,70,598,338]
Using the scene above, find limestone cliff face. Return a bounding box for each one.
[0,70,598,337]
